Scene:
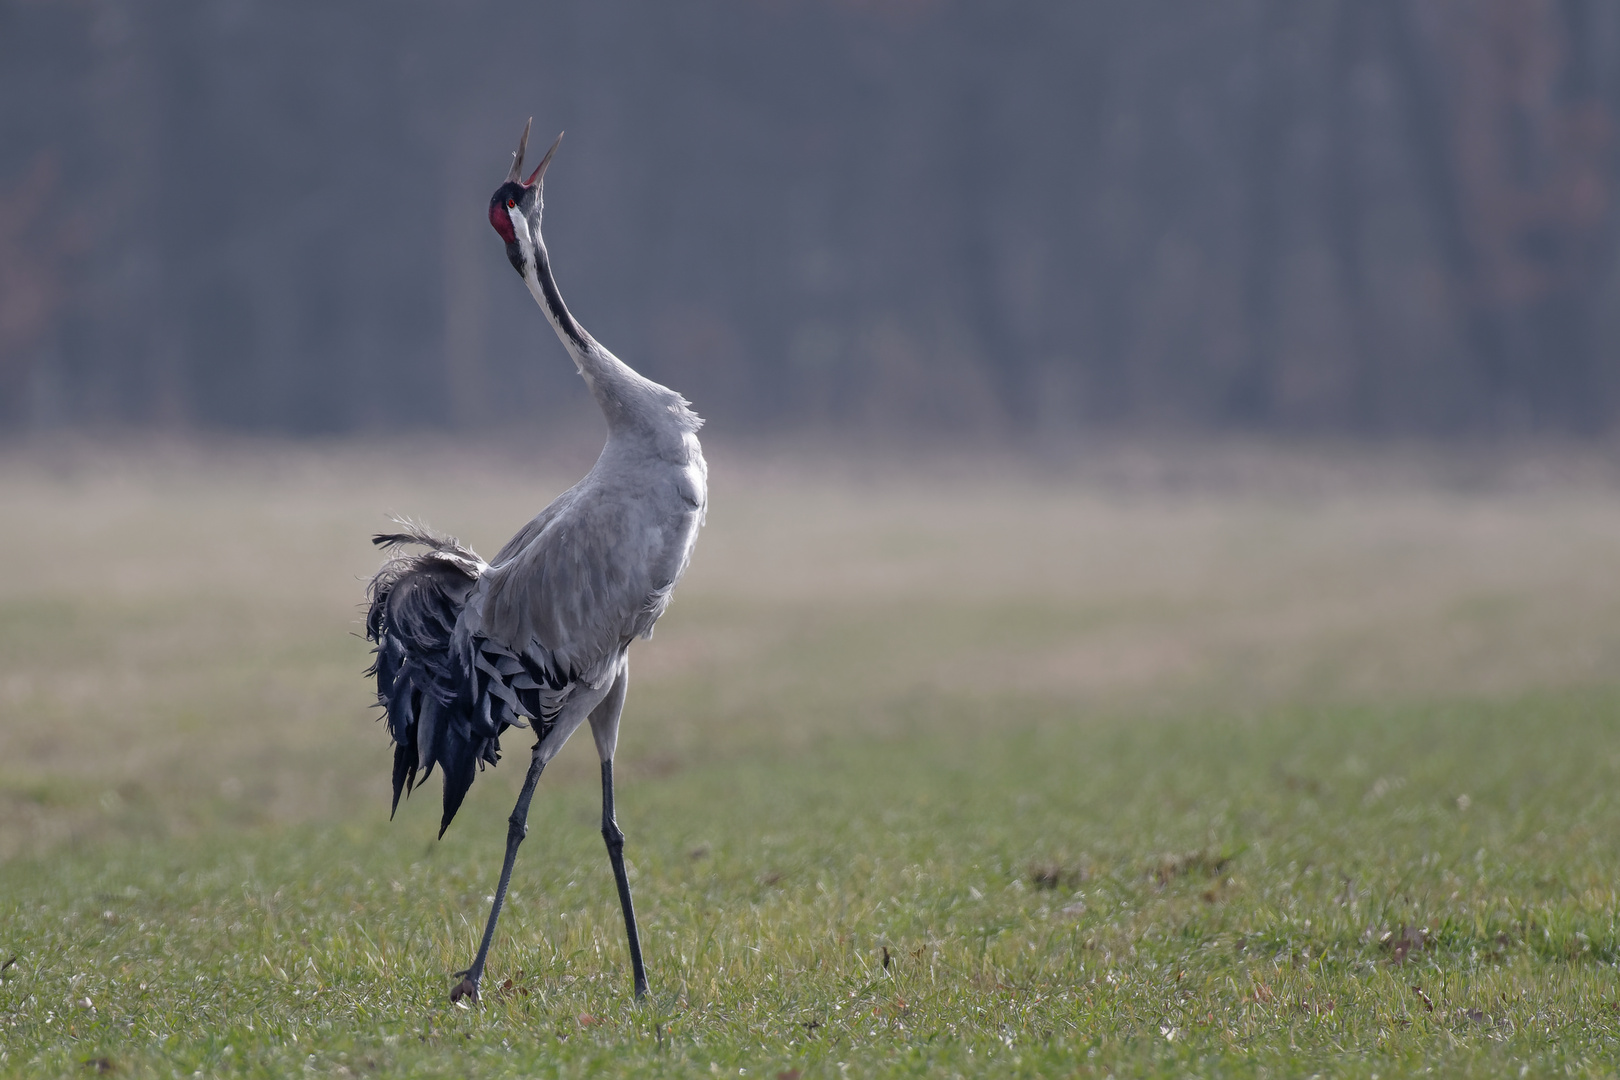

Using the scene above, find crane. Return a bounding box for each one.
[364,119,707,1004]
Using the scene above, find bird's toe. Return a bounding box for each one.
[449,976,480,1005]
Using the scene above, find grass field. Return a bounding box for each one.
[3,439,1620,1077]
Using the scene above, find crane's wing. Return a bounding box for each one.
[470,487,682,726]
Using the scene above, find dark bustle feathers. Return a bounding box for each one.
[364,522,507,836]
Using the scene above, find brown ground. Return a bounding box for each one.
[4,436,1619,860]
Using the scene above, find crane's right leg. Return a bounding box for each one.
[600,757,649,999]
[450,752,545,1003]
[586,660,647,999]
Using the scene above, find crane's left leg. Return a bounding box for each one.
[450,752,544,1004]
[589,660,648,999]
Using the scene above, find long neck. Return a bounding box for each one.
[523,234,648,431]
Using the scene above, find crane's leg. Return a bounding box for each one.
[450,752,545,1003]
[600,757,649,999]
[588,658,647,999]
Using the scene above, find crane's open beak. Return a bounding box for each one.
[525,131,563,187]
[506,118,533,183]
[506,120,563,188]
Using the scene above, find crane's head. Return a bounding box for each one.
[488,118,563,277]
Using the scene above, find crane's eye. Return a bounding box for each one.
[507,199,516,209]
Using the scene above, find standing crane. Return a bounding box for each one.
[365,120,706,1004]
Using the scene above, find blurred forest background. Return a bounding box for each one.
[4,0,1620,439]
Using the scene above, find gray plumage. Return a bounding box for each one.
[364,120,706,1002]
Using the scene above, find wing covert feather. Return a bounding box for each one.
[477,483,693,690]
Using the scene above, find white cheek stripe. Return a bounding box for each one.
[507,205,533,262]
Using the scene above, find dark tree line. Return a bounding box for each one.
[3,0,1619,438]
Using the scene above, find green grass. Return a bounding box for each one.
[5,690,1620,1077]
[5,442,1620,1076]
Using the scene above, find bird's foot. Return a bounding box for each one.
[449,970,480,1005]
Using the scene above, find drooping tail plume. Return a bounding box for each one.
[365,522,508,835]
